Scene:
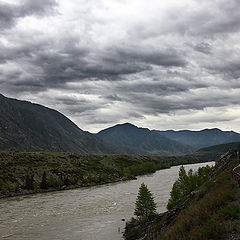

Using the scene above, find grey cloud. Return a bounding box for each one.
[84,111,145,125]
[0,36,187,94]
[109,47,187,67]
[0,0,57,30]
[1,0,240,132]
[123,90,236,116]
[0,2,18,30]
[56,97,87,106]
[56,96,105,115]
[21,0,58,16]
[135,0,240,38]
[206,60,240,80]
[192,42,212,54]
[104,94,122,102]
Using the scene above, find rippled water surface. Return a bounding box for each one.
[0,162,214,240]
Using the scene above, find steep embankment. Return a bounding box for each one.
[0,151,206,198]
[125,150,240,240]
[0,93,117,154]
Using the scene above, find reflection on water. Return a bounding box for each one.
[0,162,214,240]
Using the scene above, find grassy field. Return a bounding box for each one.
[0,151,209,198]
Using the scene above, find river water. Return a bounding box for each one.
[0,161,214,240]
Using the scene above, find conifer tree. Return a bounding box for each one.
[134,183,156,218]
[25,174,31,189]
[40,171,48,189]
[25,174,34,190]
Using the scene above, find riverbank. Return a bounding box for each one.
[124,150,240,240]
[0,176,137,199]
[0,151,212,199]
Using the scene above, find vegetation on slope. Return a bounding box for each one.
[125,155,240,240]
[194,141,240,161]
[0,151,207,198]
[167,165,213,210]
[124,164,213,240]
[160,159,240,240]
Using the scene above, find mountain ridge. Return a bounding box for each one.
[154,128,240,150]
[97,123,194,156]
[0,93,118,154]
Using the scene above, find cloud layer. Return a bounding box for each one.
[1,0,240,132]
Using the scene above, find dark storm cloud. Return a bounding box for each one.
[0,39,187,94]
[35,44,187,86]
[108,47,187,67]
[0,0,57,30]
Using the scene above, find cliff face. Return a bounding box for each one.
[125,150,240,240]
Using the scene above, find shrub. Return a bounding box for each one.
[217,205,239,220]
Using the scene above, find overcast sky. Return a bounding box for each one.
[1,0,240,133]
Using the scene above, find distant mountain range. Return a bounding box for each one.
[96,123,194,156]
[1,93,240,156]
[154,129,240,150]
[0,94,117,153]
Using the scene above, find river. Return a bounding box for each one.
[0,161,214,240]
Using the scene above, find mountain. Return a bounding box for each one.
[96,123,194,156]
[0,93,117,153]
[154,128,240,150]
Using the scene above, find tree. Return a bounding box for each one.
[134,183,157,218]
[167,165,213,210]
[40,171,48,189]
[167,166,190,210]
[25,174,34,190]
